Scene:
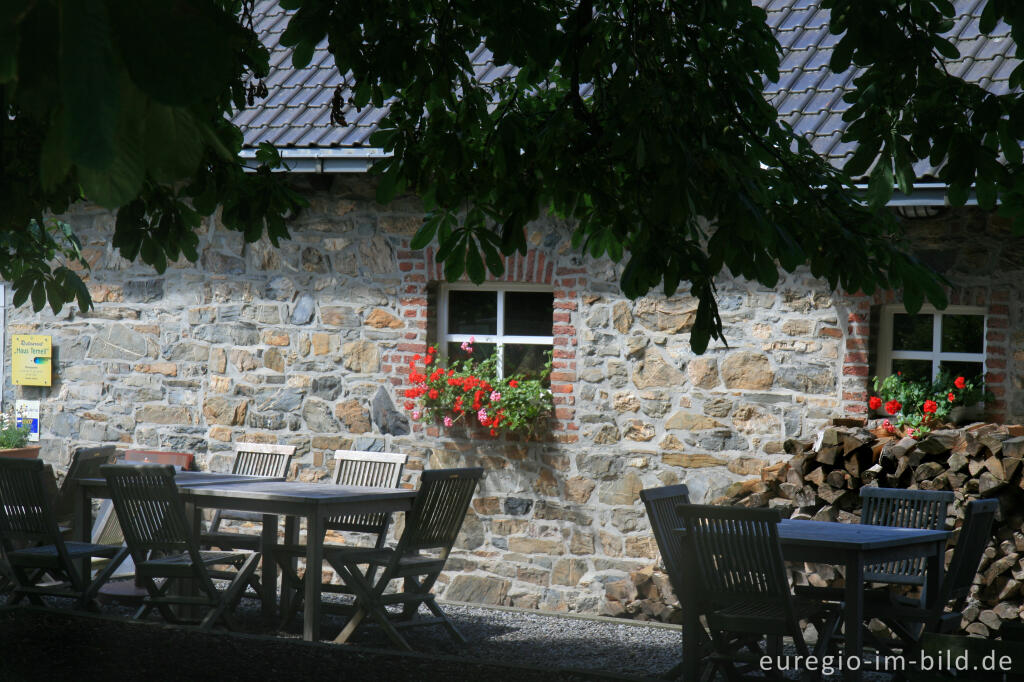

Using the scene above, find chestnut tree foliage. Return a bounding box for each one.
[4,1,1024,351]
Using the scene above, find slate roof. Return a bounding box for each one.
[235,0,1018,177]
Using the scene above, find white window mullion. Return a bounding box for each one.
[495,290,506,377]
[932,313,943,380]
[438,289,449,353]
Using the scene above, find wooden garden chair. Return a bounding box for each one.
[860,487,955,589]
[862,498,998,654]
[676,504,841,682]
[274,449,407,625]
[641,485,762,681]
[202,442,295,551]
[0,457,128,610]
[100,463,260,630]
[52,445,118,533]
[326,467,483,650]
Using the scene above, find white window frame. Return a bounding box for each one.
[876,304,987,380]
[437,282,554,377]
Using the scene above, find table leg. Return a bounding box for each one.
[181,501,201,620]
[924,540,944,607]
[303,513,324,642]
[681,539,700,682]
[279,516,299,618]
[74,487,92,581]
[260,514,279,619]
[844,554,865,682]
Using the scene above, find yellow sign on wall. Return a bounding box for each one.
[12,335,52,386]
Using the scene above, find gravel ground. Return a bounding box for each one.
[0,585,899,681]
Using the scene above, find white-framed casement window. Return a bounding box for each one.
[876,304,986,383]
[437,283,554,379]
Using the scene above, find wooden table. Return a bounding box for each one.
[77,474,416,642]
[678,518,950,682]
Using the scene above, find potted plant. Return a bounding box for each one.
[0,410,38,458]
[403,340,554,440]
[868,370,994,437]
[933,371,992,424]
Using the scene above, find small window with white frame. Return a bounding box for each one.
[438,283,554,379]
[876,304,986,383]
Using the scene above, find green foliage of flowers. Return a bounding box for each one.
[0,412,32,449]
[403,342,553,439]
[870,370,993,438]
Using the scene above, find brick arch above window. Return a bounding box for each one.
[422,246,555,285]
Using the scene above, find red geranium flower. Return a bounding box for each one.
[948,392,956,402]
[428,389,439,400]
[404,401,414,411]
[922,400,938,414]
[954,376,966,389]
[868,396,882,410]
[885,400,902,415]
[509,380,519,388]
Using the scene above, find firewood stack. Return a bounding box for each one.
[714,419,1024,637]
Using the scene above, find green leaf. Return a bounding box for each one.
[375,163,404,204]
[410,218,438,250]
[144,103,204,181]
[30,281,46,312]
[60,0,120,169]
[292,40,314,68]
[45,279,64,315]
[0,25,17,83]
[443,237,467,281]
[976,178,997,210]
[947,183,969,207]
[866,157,895,209]
[465,239,486,282]
[40,115,72,191]
[78,129,144,208]
[979,1,998,34]
[843,139,881,178]
[903,281,924,315]
[930,37,959,60]
[999,121,1022,165]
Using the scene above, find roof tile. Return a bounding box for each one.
[234,0,1020,177]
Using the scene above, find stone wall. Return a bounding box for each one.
[5,177,1024,614]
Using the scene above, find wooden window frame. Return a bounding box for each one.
[876,303,987,381]
[437,282,554,378]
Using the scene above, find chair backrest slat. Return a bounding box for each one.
[0,458,64,548]
[397,468,482,554]
[101,464,197,557]
[640,485,691,600]
[231,442,294,478]
[329,450,407,537]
